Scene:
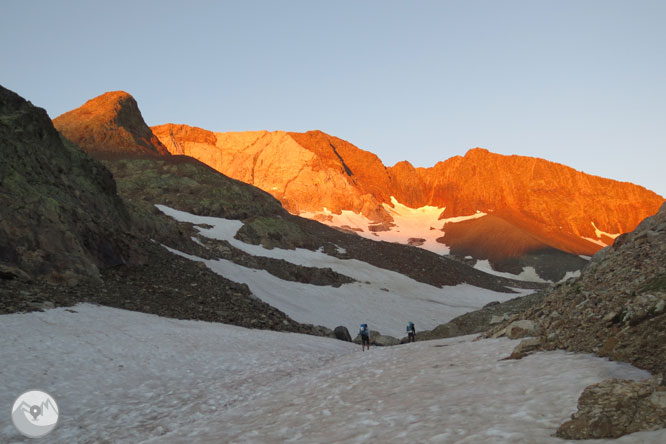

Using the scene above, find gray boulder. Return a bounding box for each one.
[352,330,400,346]
[333,326,352,342]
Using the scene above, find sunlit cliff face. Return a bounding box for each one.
[53,91,170,156]
[152,123,663,257]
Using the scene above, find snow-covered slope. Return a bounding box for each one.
[0,305,353,443]
[2,305,663,443]
[157,205,527,337]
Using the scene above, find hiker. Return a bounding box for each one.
[406,321,416,343]
[359,323,370,351]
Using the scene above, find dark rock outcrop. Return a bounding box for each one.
[0,85,139,284]
[333,326,352,342]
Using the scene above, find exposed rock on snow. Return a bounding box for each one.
[416,291,545,342]
[333,325,352,342]
[557,378,666,439]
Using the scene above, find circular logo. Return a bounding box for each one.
[11,390,59,438]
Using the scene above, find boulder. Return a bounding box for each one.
[557,378,666,439]
[505,320,536,339]
[505,337,541,360]
[333,326,352,342]
[352,330,400,346]
[373,334,400,347]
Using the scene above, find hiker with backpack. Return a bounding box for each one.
[359,323,370,351]
[406,321,416,342]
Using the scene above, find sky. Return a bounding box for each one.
[2,0,665,197]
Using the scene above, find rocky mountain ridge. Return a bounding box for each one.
[150,121,663,280]
[51,91,664,282]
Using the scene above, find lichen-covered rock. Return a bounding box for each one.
[557,378,666,439]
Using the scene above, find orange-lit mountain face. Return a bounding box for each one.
[152,125,662,240]
[52,92,664,281]
[53,91,170,157]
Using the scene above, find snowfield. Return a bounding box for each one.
[300,197,487,256]
[2,305,665,443]
[156,205,527,338]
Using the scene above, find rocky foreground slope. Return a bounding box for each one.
[486,202,666,438]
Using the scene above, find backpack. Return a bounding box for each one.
[407,321,414,333]
[360,323,368,336]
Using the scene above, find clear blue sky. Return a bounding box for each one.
[2,0,665,197]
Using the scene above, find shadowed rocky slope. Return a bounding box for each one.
[0,85,139,284]
[0,86,334,335]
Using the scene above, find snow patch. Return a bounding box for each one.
[300,198,448,254]
[473,260,550,283]
[299,197,488,257]
[558,269,582,282]
[592,221,621,240]
[582,236,608,247]
[164,245,520,338]
[582,222,622,247]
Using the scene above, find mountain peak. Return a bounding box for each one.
[53,91,169,157]
[464,147,491,156]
